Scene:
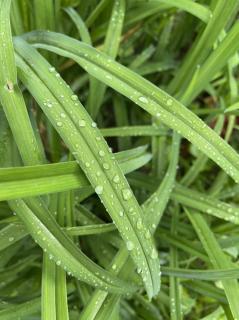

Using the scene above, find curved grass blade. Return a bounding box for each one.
[0,5,140,296]
[64,7,91,45]
[14,39,161,299]
[154,0,211,23]
[9,198,136,294]
[186,209,239,319]
[87,0,125,119]
[24,31,239,183]
[80,133,179,319]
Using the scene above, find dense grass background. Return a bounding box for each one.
[1,0,239,319]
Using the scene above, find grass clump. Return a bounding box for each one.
[1,0,239,319]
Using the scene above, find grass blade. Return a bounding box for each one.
[13,39,161,299]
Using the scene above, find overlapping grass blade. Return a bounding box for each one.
[187,209,239,319]
[0,3,141,296]
[24,30,239,183]
[14,37,161,299]
[80,133,179,319]
[9,197,135,294]
[0,146,151,201]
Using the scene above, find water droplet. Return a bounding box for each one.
[56,260,61,266]
[49,67,55,73]
[136,218,143,230]
[166,98,173,106]
[103,163,110,170]
[145,230,151,239]
[119,211,124,217]
[126,241,134,251]
[138,96,148,103]
[112,264,117,270]
[151,248,158,259]
[122,188,132,200]
[71,94,78,101]
[79,119,86,127]
[99,150,105,157]
[8,237,14,242]
[137,267,142,274]
[113,175,120,183]
[60,113,66,118]
[95,185,103,195]
[91,122,97,128]
[57,121,63,127]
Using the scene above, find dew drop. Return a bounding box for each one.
[49,67,55,73]
[71,94,78,101]
[95,185,103,195]
[103,163,110,170]
[126,241,134,251]
[57,121,63,127]
[8,237,14,242]
[119,211,124,217]
[145,230,151,239]
[151,248,158,259]
[60,113,66,118]
[138,96,148,103]
[99,150,105,157]
[79,119,86,127]
[91,122,97,128]
[166,98,173,106]
[113,175,120,183]
[137,267,142,274]
[122,188,132,200]
[136,218,143,230]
